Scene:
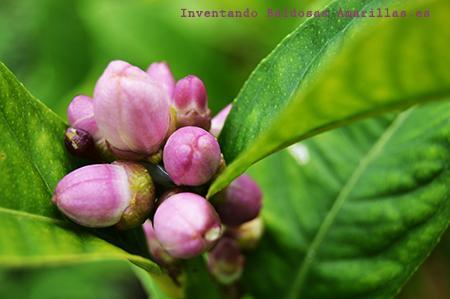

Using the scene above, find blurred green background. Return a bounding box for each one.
[0,0,447,298]
[0,0,306,117]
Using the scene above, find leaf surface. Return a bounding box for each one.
[210,0,450,196]
[244,102,450,298]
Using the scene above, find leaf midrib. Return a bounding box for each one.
[287,108,413,299]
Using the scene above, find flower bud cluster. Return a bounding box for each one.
[53,60,263,284]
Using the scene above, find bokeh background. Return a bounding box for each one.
[0,0,447,298]
[0,0,311,117]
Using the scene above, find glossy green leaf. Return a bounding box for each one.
[243,101,450,299]
[210,0,450,196]
[0,62,159,272]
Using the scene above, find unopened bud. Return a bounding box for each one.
[147,62,176,98]
[94,60,171,160]
[214,175,262,226]
[143,220,176,265]
[64,127,97,159]
[172,75,211,130]
[229,217,264,250]
[163,126,221,186]
[67,95,100,139]
[153,192,222,258]
[52,162,155,229]
[207,237,245,285]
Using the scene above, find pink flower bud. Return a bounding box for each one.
[207,237,245,285]
[163,127,221,186]
[210,104,232,137]
[64,127,97,160]
[214,175,262,226]
[94,60,171,160]
[52,162,155,229]
[229,217,264,250]
[147,62,176,98]
[172,75,211,130]
[143,220,176,265]
[153,192,222,258]
[67,95,100,139]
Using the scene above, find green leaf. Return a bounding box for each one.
[244,101,450,298]
[210,0,450,197]
[132,264,184,299]
[0,62,158,272]
[134,257,225,299]
[0,261,145,299]
[184,258,224,299]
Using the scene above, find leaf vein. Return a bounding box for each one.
[288,108,414,299]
